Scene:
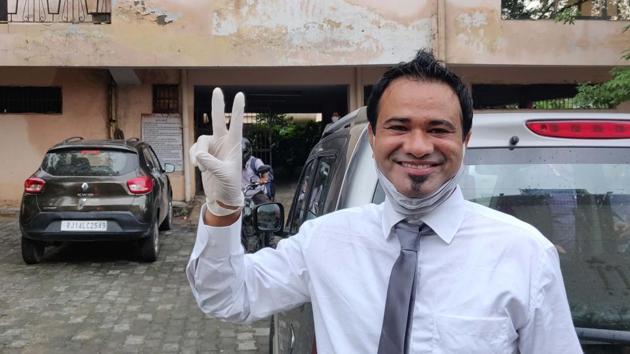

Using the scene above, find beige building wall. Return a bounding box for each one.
[444,0,630,66]
[0,68,189,207]
[0,68,109,206]
[1,1,627,67]
[116,69,186,202]
[0,0,436,67]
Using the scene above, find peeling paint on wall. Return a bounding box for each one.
[211,0,434,64]
[445,1,630,66]
[454,8,504,54]
[1,0,629,66]
[129,0,180,24]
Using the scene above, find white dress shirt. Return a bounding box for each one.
[186,187,582,354]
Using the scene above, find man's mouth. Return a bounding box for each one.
[395,160,442,177]
[399,161,436,170]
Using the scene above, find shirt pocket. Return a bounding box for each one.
[431,314,517,354]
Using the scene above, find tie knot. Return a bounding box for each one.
[395,222,425,252]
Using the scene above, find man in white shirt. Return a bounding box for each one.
[186,50,582,353]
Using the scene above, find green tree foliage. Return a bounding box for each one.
[246,113,323,180]
[574,67,630,108]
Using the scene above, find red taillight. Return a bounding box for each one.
[80,149,101,155]
[127,176,153,194]
[526,120,630,139]
[24,177,45,194]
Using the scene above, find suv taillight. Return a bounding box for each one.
[527,120,630,139]
[24,177,45,194]
[127,176,153,194]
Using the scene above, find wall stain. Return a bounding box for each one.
[454,7,503,54]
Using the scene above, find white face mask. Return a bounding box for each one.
[377,147,465,223]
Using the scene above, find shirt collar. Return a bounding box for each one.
[381,186,466,245]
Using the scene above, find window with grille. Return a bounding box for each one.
[0,86,62,114]
[153,85,179,113]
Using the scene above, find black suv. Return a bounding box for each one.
[19,137,174,264]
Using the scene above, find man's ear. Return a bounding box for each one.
[463,131,471,147]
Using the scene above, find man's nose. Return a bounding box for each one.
[403,130,433,157]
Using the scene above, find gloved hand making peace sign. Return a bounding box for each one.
[189,88,245,217]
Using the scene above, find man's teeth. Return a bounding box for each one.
[401,162,432,169]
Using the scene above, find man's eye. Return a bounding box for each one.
[429,128,451,134]
[387,125,407,131]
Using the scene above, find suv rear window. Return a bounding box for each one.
[463,147,630,331]
[42,149,138,176]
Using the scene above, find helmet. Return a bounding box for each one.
[242,138,253,167]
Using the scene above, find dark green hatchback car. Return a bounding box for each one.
[19,137,174,264]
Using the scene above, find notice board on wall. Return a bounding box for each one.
[141,113,183,171]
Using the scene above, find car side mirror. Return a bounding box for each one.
[254,202,284,233]
[163,163,175,173]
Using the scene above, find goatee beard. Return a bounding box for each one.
[410,175,428,193]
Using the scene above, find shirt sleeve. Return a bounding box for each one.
[517,245,583,354]
[185,204,311,323]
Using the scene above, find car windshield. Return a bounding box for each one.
[42,148,138,176]
[462,147,630,332]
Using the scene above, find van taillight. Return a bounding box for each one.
[127,176,153,194]
[526,120,630,139]
[24,177,45,194]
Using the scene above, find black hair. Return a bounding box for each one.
[366,49,473,139]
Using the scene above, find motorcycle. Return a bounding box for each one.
[241,164,275,253]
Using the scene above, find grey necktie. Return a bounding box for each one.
[378,222,429,354]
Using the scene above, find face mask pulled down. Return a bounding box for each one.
[376,153,464,224]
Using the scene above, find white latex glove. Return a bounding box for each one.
[189,88,245,216]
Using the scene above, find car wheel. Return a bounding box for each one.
[139,219,159,262]
[159,200,173,231]
[21,237,45,264]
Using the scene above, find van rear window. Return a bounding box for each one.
[42,149,138,176]
[463,147,630,331]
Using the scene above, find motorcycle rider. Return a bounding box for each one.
[241,137,273,204]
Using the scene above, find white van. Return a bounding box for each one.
[265,108,630,353]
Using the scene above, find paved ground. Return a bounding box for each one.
[0,182,298,354]
[0,215,272,354]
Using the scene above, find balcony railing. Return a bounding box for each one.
[1,0,111,23]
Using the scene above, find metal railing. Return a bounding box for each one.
[2,0,111,23]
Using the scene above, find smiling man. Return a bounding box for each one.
[369,78,467,198]
[186,50,581,353]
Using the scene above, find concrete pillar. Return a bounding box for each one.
[181,69,194,202]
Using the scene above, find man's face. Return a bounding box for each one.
[368,78,470,198]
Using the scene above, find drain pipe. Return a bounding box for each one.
[181,69,192,202]
[107,74,123,139]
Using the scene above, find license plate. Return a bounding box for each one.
[60,220,107,232]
